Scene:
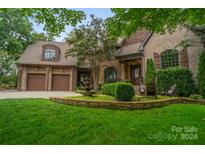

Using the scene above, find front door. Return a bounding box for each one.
[130,64,141,85]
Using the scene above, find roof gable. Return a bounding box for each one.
[116,30,152,57]
[123,30,150,46]
[17,41,77,66]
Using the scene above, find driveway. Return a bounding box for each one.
[0,90,81,99]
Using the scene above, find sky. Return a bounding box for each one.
[32,8,114,41]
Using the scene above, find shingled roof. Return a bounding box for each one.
[115,30,152,57]
[18,30,152,66]
[17,41,78,66]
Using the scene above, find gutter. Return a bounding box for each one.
[138,32,153,53]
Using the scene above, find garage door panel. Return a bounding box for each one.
[27,74,46,91]
[52,74,70,91]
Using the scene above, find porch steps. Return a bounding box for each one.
[133,86,140,94]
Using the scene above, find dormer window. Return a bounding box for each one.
[45,49,56,61]
[42,44,60,61]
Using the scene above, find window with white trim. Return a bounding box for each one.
[44,49,56,61]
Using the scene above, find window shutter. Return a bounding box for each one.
[179,48,189,68]
[153,52,161,69]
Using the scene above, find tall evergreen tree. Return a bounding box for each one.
[197,52,205,98]
[145,58,156,85]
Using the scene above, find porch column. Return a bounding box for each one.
[21,65,27,91]
[126,62,131,81]
[17,65,22,91]
[120,62,125,81]
[141,57,145,82]
[70,67,77,91]
[47,66,52,91]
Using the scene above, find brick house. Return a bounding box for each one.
[17,41,90,91]
[17,26,204,91]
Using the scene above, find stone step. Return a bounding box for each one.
[133,85,140,94]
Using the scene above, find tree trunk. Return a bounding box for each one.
[91,66,99,90]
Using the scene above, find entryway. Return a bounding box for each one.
[121,58,143,85]
[130,64,142,85]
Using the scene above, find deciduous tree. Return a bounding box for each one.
[0,8,85,37]
[0,9,33,56]
[31,32,54,41]
[106,8,205,37]
[66,15,118,90]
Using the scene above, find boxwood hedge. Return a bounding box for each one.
[157,67,195,97]
[102,82,135,101]
[101,82,117,96]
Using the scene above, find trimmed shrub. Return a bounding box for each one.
[146,82,157,96]
[102,82,117,96]
[197,52,205,98]
[115,82,135,101]
[145,58,156,96]
[156,69,171,94]
[145,58,156,85]
[97,83,105,91]
[157,67,195,97]
[189,94,203,100]
[102,82,135,101]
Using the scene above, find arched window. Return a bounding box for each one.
[104,67,117,83]
[44,49,56,61]
[42,44,60,61]
[161,49,179,69]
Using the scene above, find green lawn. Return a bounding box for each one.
[0,99,205,144]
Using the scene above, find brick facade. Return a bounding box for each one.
[144,26,203,80]
[18,65,77,91]
[98,59,120,84]
[17,27,204,91]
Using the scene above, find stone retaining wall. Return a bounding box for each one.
[49,97,205,110]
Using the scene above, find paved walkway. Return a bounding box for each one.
[0,90,81,99]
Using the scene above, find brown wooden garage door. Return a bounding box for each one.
[27,74,46,91]
[52,74,70,91]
